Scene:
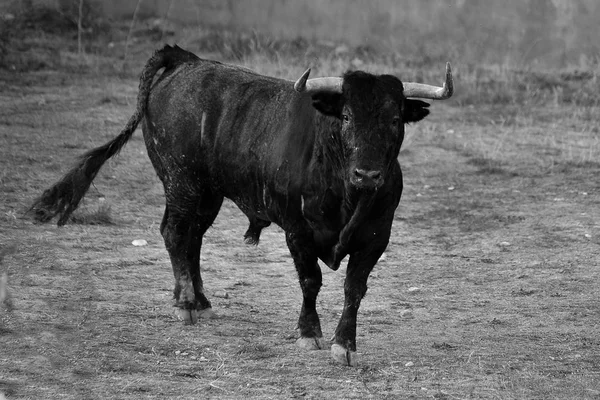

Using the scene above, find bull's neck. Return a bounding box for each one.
[312,113,346,188]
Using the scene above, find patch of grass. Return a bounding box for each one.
[553,160,600,173]
[0,1,112,72]
[467,157,516,176]
[69,202,113,225]
[3,1,106,36]
[190,29,307,62]
[235,343,277,360]
[453,63,600,107]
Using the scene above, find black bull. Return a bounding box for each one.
[31,45,453,366]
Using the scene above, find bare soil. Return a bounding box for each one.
[1,26,600,400]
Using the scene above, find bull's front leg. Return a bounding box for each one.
[285,231,327,351]
[331,246,383,366]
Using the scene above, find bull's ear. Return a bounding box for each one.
[311,92,344,118]
[403,99,430,123]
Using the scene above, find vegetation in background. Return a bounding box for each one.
[1,1,599,106]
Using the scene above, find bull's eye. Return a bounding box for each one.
[342,114,350,123]
[392,116,401,126]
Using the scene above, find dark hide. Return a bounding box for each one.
[30,45,431,365]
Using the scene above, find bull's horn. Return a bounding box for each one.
[294,68,311,92]
[294,69,343,94]
[0,272,7,304]
[402,62,453,100]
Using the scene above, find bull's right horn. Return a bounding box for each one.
[294,68,311,92]
[294,69,343,94]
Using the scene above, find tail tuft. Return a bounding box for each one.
[29,149,107,225]
[28,44,197,226]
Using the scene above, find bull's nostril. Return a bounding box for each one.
[354,169,382,186]
[370,171,381,180]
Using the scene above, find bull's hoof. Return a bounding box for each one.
[198,308,218,319]
[178,309,198,325]
[331,343,357,367]
[296,336,328,350]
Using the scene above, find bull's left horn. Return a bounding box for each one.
[294,70,344,94]
[402,62,453,100]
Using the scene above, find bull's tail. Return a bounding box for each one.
[30,45,198,226]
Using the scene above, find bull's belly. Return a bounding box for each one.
[224,180,338,232]
[226,187,302,232]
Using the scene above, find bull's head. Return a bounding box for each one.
[294,64,453,191]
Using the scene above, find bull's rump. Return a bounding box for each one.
[141,58,322,231]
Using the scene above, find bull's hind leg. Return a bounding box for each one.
[286,231,327,350]
[160,191,223,325]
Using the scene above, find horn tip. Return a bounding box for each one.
[443,62,454,98]
[294,68,311,92]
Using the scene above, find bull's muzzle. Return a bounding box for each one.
[351,168,383,190]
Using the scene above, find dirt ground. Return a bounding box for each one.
[1,22,600,400]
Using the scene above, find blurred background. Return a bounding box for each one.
[1,0,599,106]
[98,0,600,69]
[4,0,600,68]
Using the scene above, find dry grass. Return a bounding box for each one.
[69,201,114,225]
[1,8,600,400]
